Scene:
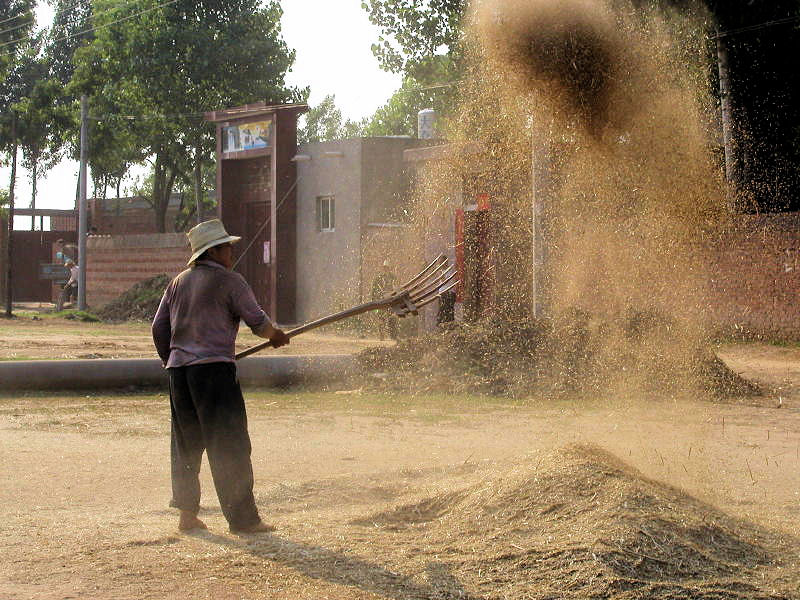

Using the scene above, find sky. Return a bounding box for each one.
[6,0,404,227]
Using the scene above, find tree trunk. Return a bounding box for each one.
[152,154,179,233]
[153,155,167,233]
[30,159,37,231]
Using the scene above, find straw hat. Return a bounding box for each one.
[186,219,241,265]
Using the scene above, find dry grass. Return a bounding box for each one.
[343,445,798,599]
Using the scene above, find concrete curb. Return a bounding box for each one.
[0,355,358,391]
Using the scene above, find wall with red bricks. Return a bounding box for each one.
[708,212,800,338]
[90,196,183,234]
[83,214,799,339]
[86,233,189,308]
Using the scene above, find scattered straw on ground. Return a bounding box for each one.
[358,316,760,399]
[347,444,798,599]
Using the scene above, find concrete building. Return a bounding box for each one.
[294,137,427,323]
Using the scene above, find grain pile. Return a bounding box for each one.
[351,445,798,599]
[96,274,169,322]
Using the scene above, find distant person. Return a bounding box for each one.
[54,239,73,265]
[371,260,398,340]
[151,219,289,534]
[57,260,79,310]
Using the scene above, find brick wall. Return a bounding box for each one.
[86,233,189,308]
[708,212,800,338]
[90,196,183,234]
[81,214,800,338]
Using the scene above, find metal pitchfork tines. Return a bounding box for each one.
[236,254,456,360]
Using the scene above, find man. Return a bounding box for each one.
[152,219,289,533]
[371,260,398,340]
[57,260,79,310]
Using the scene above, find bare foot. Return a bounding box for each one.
[178,510,207,531]
[230,520,276,534]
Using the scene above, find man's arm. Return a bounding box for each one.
[231,281,289,348]
[151,291,172,365]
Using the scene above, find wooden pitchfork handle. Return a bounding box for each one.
[235,296,402,360]
[235,254,455,361]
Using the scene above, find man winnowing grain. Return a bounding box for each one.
[152,219,289,533]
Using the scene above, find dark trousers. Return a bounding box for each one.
[168,362,260,530]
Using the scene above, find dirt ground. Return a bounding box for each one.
[1,322,799,599]
[0,316,389,360]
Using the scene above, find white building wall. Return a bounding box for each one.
[295,139,363,322]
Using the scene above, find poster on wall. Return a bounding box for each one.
[222,120,272,153]
[263,241,271,264]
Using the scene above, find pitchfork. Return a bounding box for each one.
[235,254,456,360]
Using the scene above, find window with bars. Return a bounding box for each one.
[317,195,335,232]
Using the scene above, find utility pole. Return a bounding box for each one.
[4,114,17,317]
[77,95,88,311]
[530,126,551,319]
[195,141,203,225]
[716,31,738,209]
[30,161,36,230]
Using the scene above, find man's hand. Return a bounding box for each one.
[269,328,290,348]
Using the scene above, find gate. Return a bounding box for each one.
[10,231,77,302]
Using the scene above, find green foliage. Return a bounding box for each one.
[0,5,75,210]
[58,309,100,322]
[363,63,456,137]
[299,95,366,144]
[70,0,304,231]
[44,0,93,86]
[0,0,36,82]
[11,62,76,174]
[361,2,463,136]
[361,0,465,80]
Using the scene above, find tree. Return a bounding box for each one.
[10,53,75,224]
[363,60,456,137]
[44,0,93,86]
[71,0,304,232]
[298,95,365,144]
[0,0,35,82]
[361,1,464,137]
[705,0,800,210]
[0,5,73,230]
[361,0,465,81]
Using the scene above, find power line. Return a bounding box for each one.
[713,15,800,39]
[0,9,32,28]
[0,0,138,48]
[0,0,92,45]
[392,81,461,94]
[0,0,180,56]
[90,111,207,121]
[0,15,35,38]
[89,104,302,122]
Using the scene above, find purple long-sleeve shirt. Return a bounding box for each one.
[151,260,275,368]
